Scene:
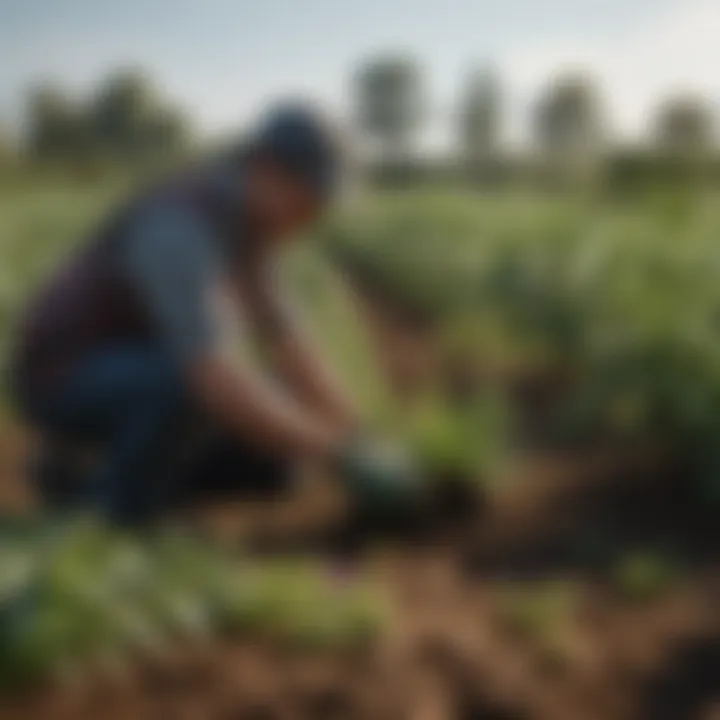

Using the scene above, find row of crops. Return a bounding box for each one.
[324,188,720,507]
[0,519,385,690]
[284,238,512,490]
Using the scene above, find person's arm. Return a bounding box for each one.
[239,257,359,432]
[187,342,344,459]
[121,204,347,460]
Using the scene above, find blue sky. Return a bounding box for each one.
[1,0,716,143]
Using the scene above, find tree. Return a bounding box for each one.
[457,66,502,173]
[26,83,85,160]
[653,95,715,157]
[89,68,192,162]
[534,73,606,182]
[0,123,13,166]
[353,54,425,161]
[142,108,192,156]
[24,69,192,166]
[91,69,156,157]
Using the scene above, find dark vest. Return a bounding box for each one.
[13,170,240,393]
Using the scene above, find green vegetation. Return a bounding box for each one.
[401,391,509,483]
[492,580,581,671]
[25,70,191,167]
[0,520,386,689]
[493,580,577,639]
[612,551,681,602]
[325,188,720,503]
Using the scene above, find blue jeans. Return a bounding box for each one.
[23,346,287,525]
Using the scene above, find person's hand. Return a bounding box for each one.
[338,437,423,516]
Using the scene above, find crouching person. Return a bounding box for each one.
[11,102,417,527]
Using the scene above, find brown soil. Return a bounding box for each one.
[1,278,719,720]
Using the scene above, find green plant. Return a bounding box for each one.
[0,522,388,691]
[403,391,509,484]
[612,551,680,602]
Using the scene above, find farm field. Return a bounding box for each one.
[0,180,719,719]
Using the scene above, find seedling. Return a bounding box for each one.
[612,551,680,602]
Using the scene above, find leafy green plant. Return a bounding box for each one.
[493,580,577,639]
[612,551,680,602]
[0,522,388,691]
[402,391,509,484]
[492,580,581,672]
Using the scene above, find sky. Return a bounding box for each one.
[1,0,719,146]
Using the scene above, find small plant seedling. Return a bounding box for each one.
[612,551,680,602]
[493,580,577,640]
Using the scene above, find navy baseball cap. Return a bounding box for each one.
[249,102,346,201]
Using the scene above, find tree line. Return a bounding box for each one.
[1,68,191,171]
[353,54,718,185]
[1,55,717,185]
